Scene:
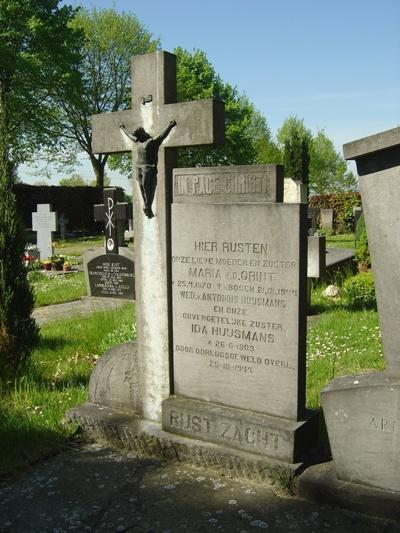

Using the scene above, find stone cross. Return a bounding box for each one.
[32,204,57,259]
[94,188,131,254]
[91,51,224,421]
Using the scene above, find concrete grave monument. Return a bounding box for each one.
[320,208,333,230]
[307,207,318,235]
[84,187,135,299]
[321,127,400,492]
[69,50,224,424]
[307,234,326,280]
[284,177,307,203]
[68,50,318,477]
[163,165,317,464]
[353,206,363,232]
[32,203,57,259]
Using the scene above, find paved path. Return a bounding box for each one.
[33,297,133,326]
[0,443,396,533]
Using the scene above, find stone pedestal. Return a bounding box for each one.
[307,234,326,280]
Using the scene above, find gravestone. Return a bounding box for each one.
[162,165,317,464]
[320,208,333,230]
[284,177,307,203]
[32,204,57,259]
[353,206,363,232]
[307,207,318,235]
[59,213,69,240]
[307,234,326,280]
[321,127,400,492]
[84,188,135,299]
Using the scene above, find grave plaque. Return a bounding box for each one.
[85,249,135,299]
[320,208,333,230]
[163,165,317,463]
[32,204,57,259]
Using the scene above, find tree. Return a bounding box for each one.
[46,7,159,188]
[59,173,87,186]
[175,48,279,168]
[277,116,312,187]
[309,130,357,194]
[0,0,80,377]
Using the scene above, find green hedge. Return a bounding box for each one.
[309,192,361,233]
[13,184,125,235]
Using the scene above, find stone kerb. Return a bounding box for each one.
[321,126,400,493]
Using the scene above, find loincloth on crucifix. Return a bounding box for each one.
[135,163,157,218]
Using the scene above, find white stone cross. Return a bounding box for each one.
[91,51,224,421]
[32,204,57,260]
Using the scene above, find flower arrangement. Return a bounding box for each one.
[50,254,65,270]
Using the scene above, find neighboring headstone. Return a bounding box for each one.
[162,165,317,464]
[284,177,307,203]
[322,126,400,492]
[307,234,326,279]
[353,206,363,232]
[307,207,318,235]
[32,204,57,259]
[84,188,135,300]
[59,213,69,240]
[125,218,134,241]
[320,208,333,230]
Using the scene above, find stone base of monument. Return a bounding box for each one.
[321,371,400,493]
[67,341,319,482]
[67,402,319,482]
[298,461,400,522]
[162,397,318,464]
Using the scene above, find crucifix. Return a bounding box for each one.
[91,51,224,421]
[93,187,132,254]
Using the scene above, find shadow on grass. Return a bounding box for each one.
[0,418,69,476]
[37,335,69,351]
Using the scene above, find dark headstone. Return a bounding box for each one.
[84,248,135,300]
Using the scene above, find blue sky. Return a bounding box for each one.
[21,0,400,188]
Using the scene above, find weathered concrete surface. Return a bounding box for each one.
[322,372,400,493]
[343,126,400,160]
[1,443,397,533]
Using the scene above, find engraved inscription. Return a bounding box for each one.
[175,172,272,197]
[368,417,396,433]
[88,255,134,299]
[172,202,304,417]
[167,409,283,453]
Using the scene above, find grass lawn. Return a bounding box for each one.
[30,271,87,307]
[326,232,355,249]
[54,235,104,257]
[0,303,135,475]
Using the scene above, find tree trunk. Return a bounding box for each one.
[89,153,108,189]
